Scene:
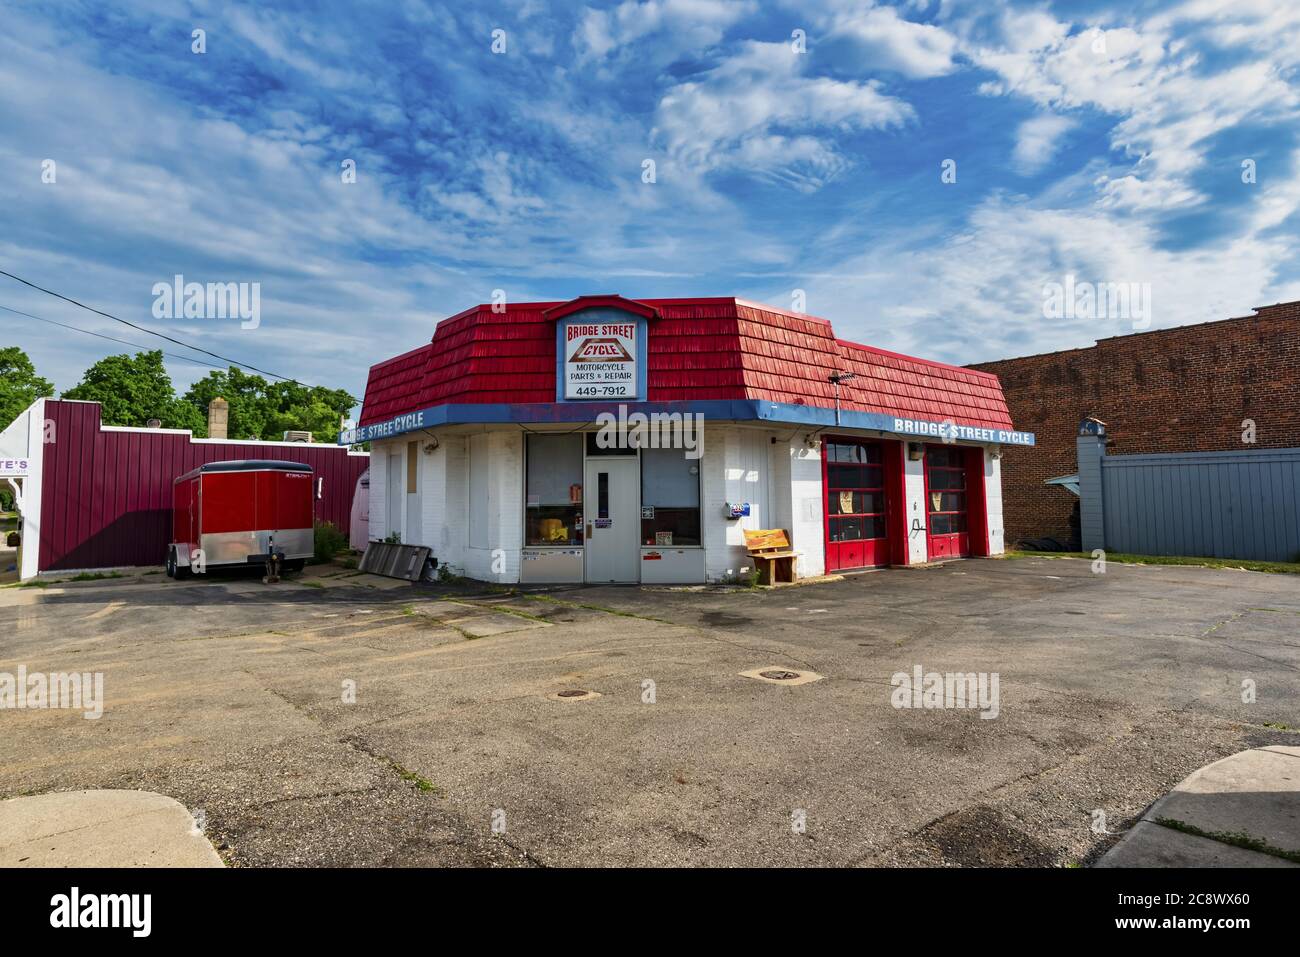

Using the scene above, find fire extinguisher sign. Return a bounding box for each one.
[564,320,638,399]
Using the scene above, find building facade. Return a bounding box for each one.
[347,296,1032,585]
[970,301,1300,546]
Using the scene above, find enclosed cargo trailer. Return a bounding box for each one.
[167,460,314,577]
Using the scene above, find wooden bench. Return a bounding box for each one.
[744,529,798,586]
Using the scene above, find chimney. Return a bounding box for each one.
[207,397,229,440]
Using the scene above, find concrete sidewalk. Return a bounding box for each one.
[0,790,225,867]
[1097,746,1300,867]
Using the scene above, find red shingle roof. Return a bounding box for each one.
[359,297,1014,432]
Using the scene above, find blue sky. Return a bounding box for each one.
[2,0,1298,411]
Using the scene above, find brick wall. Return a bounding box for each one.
[970,301,1300,545]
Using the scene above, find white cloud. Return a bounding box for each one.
[819,5,958,79]
[1012,113,1075,174]
[578,0,753,60]
[653,40,913,187]
[775,149,1300,365]
[968,12,1299,211]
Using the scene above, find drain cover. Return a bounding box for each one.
[549,688,602,701]
[739,666,824,686]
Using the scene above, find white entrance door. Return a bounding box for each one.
[584,456,639,583]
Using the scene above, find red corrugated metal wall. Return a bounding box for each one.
[38,401,369,571]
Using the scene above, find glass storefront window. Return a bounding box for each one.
[525,434,584,545]
[640,447,700,546]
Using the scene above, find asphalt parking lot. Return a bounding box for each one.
[2,556,1298,867]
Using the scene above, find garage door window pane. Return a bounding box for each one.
[830,516,864,541]
[929,469,966,491]
[929,513,968,535]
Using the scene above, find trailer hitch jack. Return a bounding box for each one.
[263,544,283,584]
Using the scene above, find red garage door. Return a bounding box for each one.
[824,439,893,570]
[925,445,971,560]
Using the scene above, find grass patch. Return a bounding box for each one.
[300,580,324,589]
[523,592,670,624]
[311,520,348,565]
[1007,550,1300,575]
[493,605,551,623]
[391,761,439,793]
[1154,817,1300,863]
[436,563,466,585]
[12,572,123,587]
[364,750,441,794]
[1261,721,1295,731]
[439,597,550,624]
[718,567,762,589]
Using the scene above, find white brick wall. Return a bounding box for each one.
[369,440,390,541]
[421,438,446,552]
[984,449,1005,556]
[0,397,46,580]
[704,426,774,581]
[431,430,523,583]
[441,434,468,567]
[769,436,824,577]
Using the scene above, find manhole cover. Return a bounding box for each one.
[549,688,602,701]
[739,666,824,686]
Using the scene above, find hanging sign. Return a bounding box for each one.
[564,321,638,399]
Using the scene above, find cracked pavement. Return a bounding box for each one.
[2,556,1298,866]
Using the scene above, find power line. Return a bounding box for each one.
[0,303,228,370]
[0,267,300,382]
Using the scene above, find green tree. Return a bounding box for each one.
[0,346,55,431]
[62,350,203,431]
[182,367,271,440]
[182,369,355,443]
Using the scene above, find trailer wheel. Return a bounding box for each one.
[167,546,191,580]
